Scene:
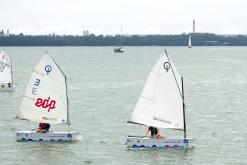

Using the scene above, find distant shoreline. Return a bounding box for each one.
[1,33,247,46]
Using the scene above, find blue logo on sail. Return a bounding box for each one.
[45,65,52,75]
[163,62,170,72]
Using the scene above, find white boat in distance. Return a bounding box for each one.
[114,47,124,53]
[126,49,190,148]
[114,27,124,53]
[188,34,192,48]
[16,53,78,142]
[0,50,15,91]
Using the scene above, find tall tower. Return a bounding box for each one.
[6,29,9,36]
[193,20,195,33]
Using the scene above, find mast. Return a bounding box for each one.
[65,76,70,124]
[166,49,186,134]
[120,26,123,48]
[181,76,186,139]
[65,75,71,132]
[10,55,13,85]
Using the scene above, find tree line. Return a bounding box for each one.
[1,33,247,46]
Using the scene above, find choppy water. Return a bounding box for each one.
[0,46,247,165]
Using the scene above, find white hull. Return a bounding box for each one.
[17,131,79,142]
[0,83,16,91]
[0,86,16,92]
[126,136,190,148]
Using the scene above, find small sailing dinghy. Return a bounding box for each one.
[0,50,14,91]
[114,46,124,53]
[188,34,192,48]
[16,53,78,142]
[126,50,190,148]
[114,27,124,53]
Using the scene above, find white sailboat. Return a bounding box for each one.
[188,34,192,48]
[114,27,124,53]
[126,50,190,148]
[0,50,14,91]
[16,53,78,142]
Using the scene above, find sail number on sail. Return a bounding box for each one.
[35,97,56,112]
[32,79,40,95]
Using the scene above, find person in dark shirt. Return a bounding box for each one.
[37,123,50,133]
[145,126,165,139]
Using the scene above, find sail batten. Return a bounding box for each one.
[128,52,184,130]
[17,54,68,124]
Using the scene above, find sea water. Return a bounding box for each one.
[0,46,247,165]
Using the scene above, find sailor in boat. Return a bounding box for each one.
[145,126,166,139]
[37,123,50,133]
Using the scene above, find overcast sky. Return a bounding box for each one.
[0,0,247,35]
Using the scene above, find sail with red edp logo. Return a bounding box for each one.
[16,52,78,142]
[35,97,56,112]
[17,54,68,124]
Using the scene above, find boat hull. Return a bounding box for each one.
[126,136,190,148]
[114,48,124,53]
[0,87,16,92]
[0,84,16,92]
[16,131,79,142]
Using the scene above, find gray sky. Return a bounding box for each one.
[1,0,247,35]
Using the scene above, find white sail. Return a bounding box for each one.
[17,54,68,124]
[0,50,12,84]
[188,34,192,48]
[128,52,184,130]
